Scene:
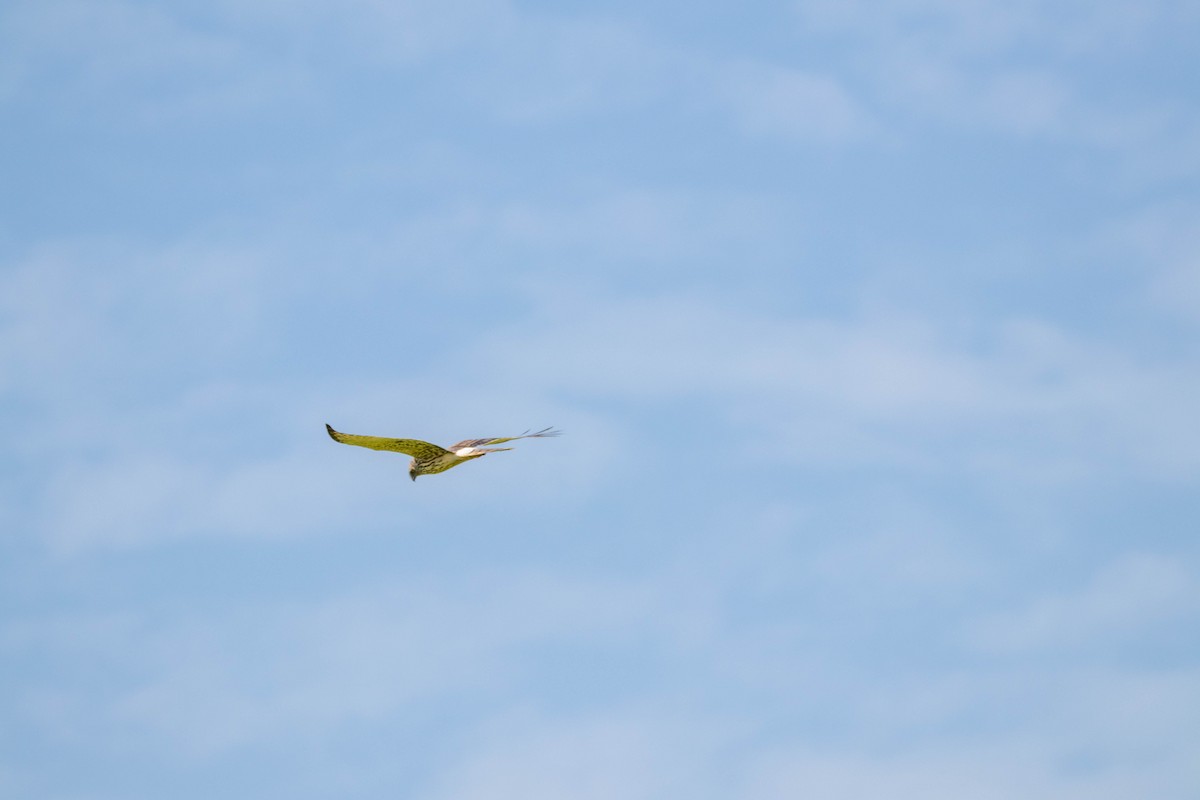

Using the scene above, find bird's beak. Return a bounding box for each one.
[410,473,417,482]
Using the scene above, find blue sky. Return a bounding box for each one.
[3,1,1199,797]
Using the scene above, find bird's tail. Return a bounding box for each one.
[522,427,561,439]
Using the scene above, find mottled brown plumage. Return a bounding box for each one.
[325,424,561,480]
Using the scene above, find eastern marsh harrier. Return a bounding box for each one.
[326,424,561,480]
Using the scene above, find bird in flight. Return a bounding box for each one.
[325,424,562,480]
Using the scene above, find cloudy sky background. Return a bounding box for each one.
[3,1,1199,797]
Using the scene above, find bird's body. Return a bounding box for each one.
[325,424,560,480]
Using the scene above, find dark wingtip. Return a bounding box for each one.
[325,423,338,440]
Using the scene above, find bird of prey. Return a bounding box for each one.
[325,424,561,480]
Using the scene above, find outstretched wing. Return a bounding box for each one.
[326,424,450,459]
[451,426,562,450]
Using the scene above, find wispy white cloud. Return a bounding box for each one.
[424,673,1200,799]
[11,222,1198,553]
[795,0,1189,59]
[11,570,653,756]
[792,0,1200,157]
[39,448,373,553]
[973,69,1072,138]
[740,735,1188,800]
[453,17,680,124]
[491,189,799,270]
[972,553,1197,654]
[467,293,1200,479]
[0,240,273,399]
[715,62,873,143]
[10,493,1200,794]
[217,0,516,65]
[2,0,881,146]
[1101,201,1200,324]
[4,2,1199,798]
[0,0,312,124]
[5,0,1193,161]
[34,389,614,552]
[422,708,724,800]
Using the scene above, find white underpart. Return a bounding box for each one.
[455,447,480,456]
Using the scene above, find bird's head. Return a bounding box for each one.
[409,461,418,481]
